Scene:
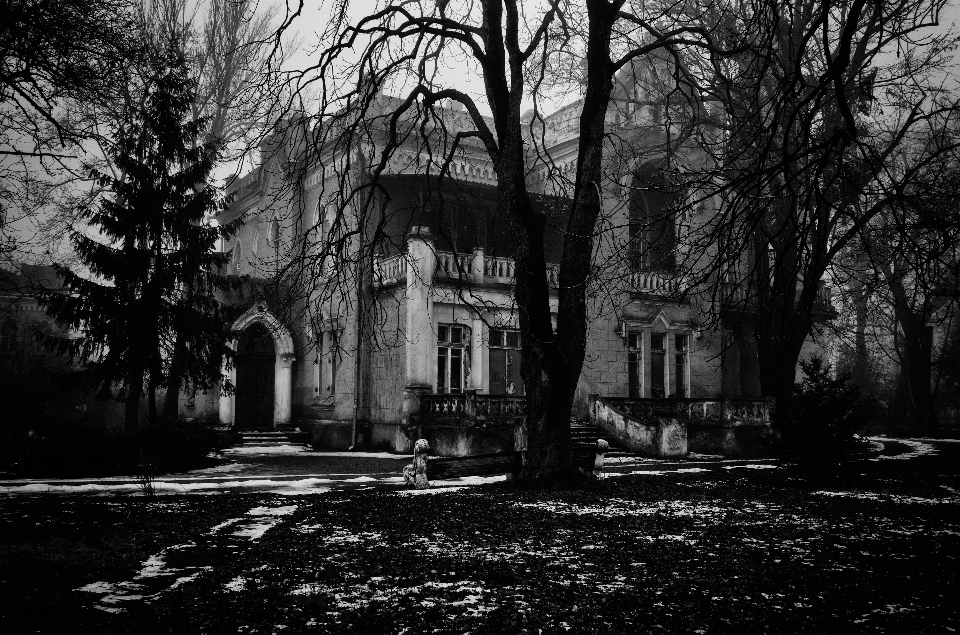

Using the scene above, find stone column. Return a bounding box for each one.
[472,246,485,280]
[405,226,435,388]
[471,317,485,392]
[275,353,295,426]
[219,343,236,425]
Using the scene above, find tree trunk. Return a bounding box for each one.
[125,369,142,433]
[162,335,187,420]
[512,0,620,484]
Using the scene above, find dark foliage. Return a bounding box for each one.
[15,420,228,478]
[40,42,239,430]
[786,356,873,461]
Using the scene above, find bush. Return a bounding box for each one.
[787,356,873,462]
[17,420,228,478]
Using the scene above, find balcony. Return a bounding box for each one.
[374,250,559,289]
[629,269,683,298]
[720,280,834,316]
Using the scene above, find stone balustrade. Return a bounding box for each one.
[374,248,560,289]
[420,391,525,427]
[597,396,773,426]
[374,253,408,286]
[630,270,681,297]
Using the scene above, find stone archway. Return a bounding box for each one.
[219,303,295,429]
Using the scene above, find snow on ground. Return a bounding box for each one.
[723,464,779,470]
[867,438,939,461]
[396,486,471,495]
[223,446,405,458]
[77,504,299,611]
[813,491,960,505]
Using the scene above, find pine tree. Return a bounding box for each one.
[42,43,238,431]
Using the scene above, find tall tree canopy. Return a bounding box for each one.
[42,43,237,430]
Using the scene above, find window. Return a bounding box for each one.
[489,328,524,395]
[650,333,666,398]
[327,329,339,396]
[628,332,643,398]
[0,319,16,353]
[232,241,243,274]
[626,330,690,398]
[628,166,680,273]
[674,334,688,398]
[267,217,280,248]
[314,331,323,395]
[437,325,467,393]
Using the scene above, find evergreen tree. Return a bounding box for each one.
[42,43,238,431]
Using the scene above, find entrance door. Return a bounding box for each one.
[235,323,275,430]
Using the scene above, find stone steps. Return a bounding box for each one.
[239,431,308,446]
[570,422,632,454]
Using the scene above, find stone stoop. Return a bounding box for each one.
[239,431,309,446]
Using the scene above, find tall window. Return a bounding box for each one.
[232,241,243,275]
[628,165,682,273]
[650,333,666,397]
[626,330,691,398]
[627,333,643,397]
[674,334,688,398]
[313,331,323,395]
[489,328,524,395]
[437,325,467,393]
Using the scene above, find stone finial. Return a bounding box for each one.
[403,438,430,489]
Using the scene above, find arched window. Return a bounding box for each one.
[267,217,280,248]
[628,164,681,273]
[232,241,244,274]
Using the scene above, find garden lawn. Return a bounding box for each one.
[1,451,958,634]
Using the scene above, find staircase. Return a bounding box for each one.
[570,421,634,456]
[239,429,309,447]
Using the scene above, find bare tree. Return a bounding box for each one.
[657,0,960,442]
[276,0,727,482]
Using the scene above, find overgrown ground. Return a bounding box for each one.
[1,441,958,634]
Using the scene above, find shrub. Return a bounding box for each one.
[18,420,227,478]
[788,356,873,461]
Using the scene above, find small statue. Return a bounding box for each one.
[403,439,430,489]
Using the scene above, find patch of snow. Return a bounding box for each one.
[397,486,472,495]
[225,576,247,592]
[867,438,939,461]
[248,505,298,517]
[321,528,383,545]
[208,518,242,534]
[722,464,778,470]
[232,520,282,540]
[78,581,120,594]
[813,490,959,505]
[343,476,377,483]
[675,468,710,473]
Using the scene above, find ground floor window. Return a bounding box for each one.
[489,328,524,395]
[437,324,467,393]
[628,332,643,398]
[627,330,690,398]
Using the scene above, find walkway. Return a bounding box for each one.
[0,437,951,496]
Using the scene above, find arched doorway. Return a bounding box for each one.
[219,303,294,429]
[235,322,276,430]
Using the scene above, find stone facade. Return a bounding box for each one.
[196,77,831,454]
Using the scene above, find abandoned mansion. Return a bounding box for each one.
[179,70,831,458]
